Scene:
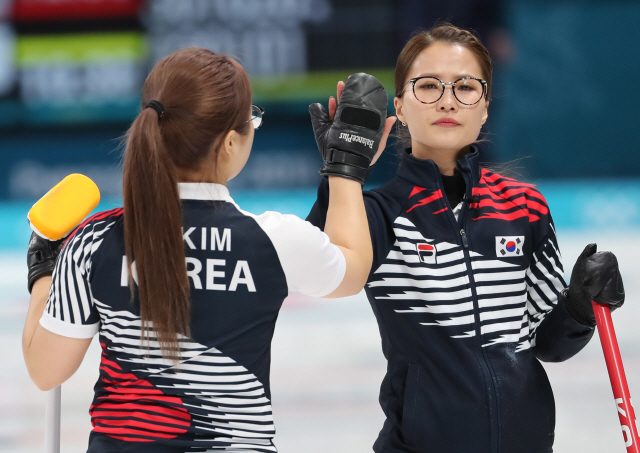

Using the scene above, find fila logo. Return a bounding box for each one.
[496,236,524,257]
[416,243,437,264]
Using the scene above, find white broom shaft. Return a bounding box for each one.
[44,386,61,453]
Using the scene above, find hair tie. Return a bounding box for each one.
[145,100,164,118]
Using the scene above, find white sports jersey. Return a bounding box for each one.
[40,182,346,452]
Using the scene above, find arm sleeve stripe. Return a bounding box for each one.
[39,312,99,339]
[42,215,119,337]
[66,252,81,324]
[57,253,67,321]
[75,258,92,323]
[525,230,567,340]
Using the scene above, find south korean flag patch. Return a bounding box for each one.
[496,236,524,258]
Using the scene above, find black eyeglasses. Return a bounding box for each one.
[400,76,488,106]
[248,104,264,130]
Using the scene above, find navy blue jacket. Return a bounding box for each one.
[307,149,594,453]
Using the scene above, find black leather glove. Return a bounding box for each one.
[27,232,64,293]
[309,73,387,184]
[563,243,625,327]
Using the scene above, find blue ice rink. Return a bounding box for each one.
[2,181,640,453]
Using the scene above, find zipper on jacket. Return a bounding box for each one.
[460,229,469,248]
[453,169,500,453]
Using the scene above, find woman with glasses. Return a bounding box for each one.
[307,24,625,453]
[23,47,392,452]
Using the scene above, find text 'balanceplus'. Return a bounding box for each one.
[120,227,256,292]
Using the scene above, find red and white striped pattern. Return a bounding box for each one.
[91,299,277,449]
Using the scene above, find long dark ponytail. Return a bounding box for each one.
[123,48,252,359]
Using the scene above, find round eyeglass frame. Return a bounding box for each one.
[400,76,488,106]
[248,104,265,130]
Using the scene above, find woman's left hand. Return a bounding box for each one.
[563,243,625,327]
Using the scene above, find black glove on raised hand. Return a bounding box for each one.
[563,243,625,327]
[309,73,387,184]
[27,232,64,293]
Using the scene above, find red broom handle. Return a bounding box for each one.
[593,301,640,452]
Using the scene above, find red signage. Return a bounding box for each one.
[12,0,144,22]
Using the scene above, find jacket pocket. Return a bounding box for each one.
[401,363,421,446]
[398,361,491,452]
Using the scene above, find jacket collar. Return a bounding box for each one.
[178,182,233,202]
[396,146,482,190]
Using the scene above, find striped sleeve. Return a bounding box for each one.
[39,216,110,338]
[525,223,567,346]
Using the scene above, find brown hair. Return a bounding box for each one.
[122,47,252,359]
[395,24,493,100]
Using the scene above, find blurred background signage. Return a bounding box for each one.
[0,0,637,202]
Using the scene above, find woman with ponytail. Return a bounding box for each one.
[23,47,393,452]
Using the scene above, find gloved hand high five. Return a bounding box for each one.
[27,232,64,293]
[563,243,625,327]
[309,73,387,184]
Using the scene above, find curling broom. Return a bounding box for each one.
[28,174,100,453]
[593,301,640,452]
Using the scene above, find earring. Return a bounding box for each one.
[401,121,406,126]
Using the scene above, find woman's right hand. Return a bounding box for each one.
[327,80,396,167]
